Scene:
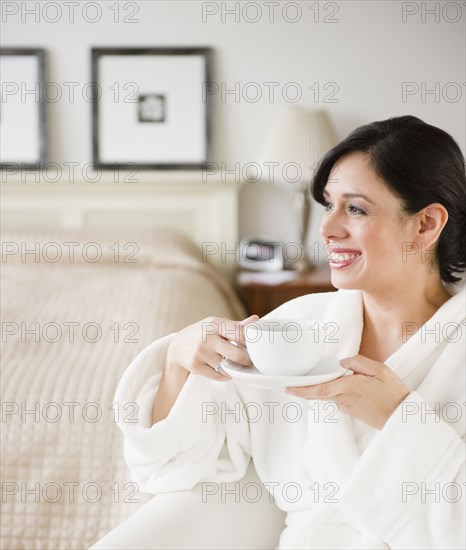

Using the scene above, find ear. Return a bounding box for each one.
[415,203,448,249]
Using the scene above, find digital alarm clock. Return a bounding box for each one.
[238,237,283,271]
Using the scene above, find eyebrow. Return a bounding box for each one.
[322,189,374,205]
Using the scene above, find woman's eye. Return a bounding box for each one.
[322,201,365,215]
[348,204,366,215]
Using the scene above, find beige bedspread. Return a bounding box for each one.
[1,227,246,549]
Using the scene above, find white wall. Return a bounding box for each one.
[2,0,465,253]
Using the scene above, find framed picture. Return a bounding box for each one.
[0,48,47,169]
[91,47,213,170]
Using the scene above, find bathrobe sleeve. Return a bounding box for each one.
[113,333,252,495]
[338,339,465,549]
[113,291,335,497]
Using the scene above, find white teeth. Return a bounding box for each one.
[328,253,360,263]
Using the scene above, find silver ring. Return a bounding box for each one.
[214,359,224,372]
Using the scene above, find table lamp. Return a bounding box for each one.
[258,107,338,271]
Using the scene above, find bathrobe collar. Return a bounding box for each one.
[308,283,466,485]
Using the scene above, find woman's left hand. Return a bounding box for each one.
[285,355,411,430]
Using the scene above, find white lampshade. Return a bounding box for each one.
[258,107,338,186]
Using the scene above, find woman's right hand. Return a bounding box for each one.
[165,314,259,381]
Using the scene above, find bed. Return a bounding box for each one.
[0,177,249,549]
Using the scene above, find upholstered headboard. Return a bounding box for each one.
[0,173,242,280]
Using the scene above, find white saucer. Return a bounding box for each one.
[221,356,349,390]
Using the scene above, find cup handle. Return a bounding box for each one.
[231,341,248,351]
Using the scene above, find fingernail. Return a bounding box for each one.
[241,315,258,323]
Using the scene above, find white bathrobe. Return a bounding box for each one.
[115,283,465,549]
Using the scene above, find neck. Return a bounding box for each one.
[361,273,452,341]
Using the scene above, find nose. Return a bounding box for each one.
[319,208,349,242]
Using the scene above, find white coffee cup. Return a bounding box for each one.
[244,318,328,376]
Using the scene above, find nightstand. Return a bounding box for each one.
[236,264,336,317]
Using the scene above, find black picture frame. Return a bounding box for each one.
[0,48,47,170]
[91,47,213,170]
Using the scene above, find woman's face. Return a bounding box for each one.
[319,151,420,293]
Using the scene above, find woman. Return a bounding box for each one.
[93,116,465,549]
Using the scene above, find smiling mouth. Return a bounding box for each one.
[328,253,362,269]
